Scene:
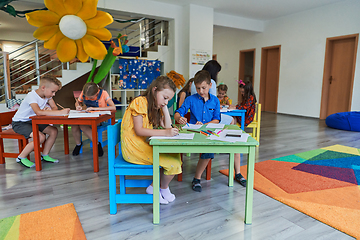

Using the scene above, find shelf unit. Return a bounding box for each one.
[110,73,146,119]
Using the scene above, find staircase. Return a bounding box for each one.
[0,17,169,109]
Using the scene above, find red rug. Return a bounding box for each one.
[220,144,360,238]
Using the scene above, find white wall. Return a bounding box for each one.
[213,0,360,118]
[188,4,214,78]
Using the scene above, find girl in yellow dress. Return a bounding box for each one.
[121,76,181,204]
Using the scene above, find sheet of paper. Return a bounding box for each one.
[150,133,195,140]
[68,111,100,118]
[182,124,202,129]
[207,130,249,142]
[206,123,225,128]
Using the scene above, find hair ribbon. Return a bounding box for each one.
[237,79,245,86]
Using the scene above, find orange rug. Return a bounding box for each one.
[0,203,86,240]
[220,144,360,239]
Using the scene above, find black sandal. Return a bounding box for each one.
[235,173,247,187]
[192,178,202,192]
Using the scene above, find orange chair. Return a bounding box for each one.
[0,110,29,164]
[0,110,44,164]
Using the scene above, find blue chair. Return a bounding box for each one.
[107,120,154,214]
[79,119,111,153]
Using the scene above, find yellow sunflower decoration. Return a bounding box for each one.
[25,0,113,63]
[167,70,186,89]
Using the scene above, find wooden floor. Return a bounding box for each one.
[0,112,358,239]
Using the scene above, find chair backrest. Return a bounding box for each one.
[107,120,122,162]
[0,110,16,129]
[254,103,261,122]
[255,103,261,124]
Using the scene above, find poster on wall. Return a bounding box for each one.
[191,49,211,65]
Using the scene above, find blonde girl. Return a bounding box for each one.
[121,76,181,204]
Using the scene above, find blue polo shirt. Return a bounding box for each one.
[176,93,221,124]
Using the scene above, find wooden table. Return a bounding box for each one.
[30,112,115,172]
[223,109,246,130]
[149,125,259,224]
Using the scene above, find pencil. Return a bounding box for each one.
[185,129,201,133]
[56,103,64,109]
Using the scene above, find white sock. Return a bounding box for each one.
[160,187,175,202]
[146,185,169,205]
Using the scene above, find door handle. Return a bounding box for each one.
[329,76,333,84]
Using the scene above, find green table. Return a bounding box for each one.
[149,125,259,224]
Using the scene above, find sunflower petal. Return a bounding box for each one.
[26,10,60,27]
[75,39,89,62]
[57,38,77,62]
[76,0,98,20]
[82,35,107,60]
[33,25,59,41]
[87,28,112,41]
[44,0,67,18]
[44,31,65,50]
[64,0,82,15]
[85,11,113,29]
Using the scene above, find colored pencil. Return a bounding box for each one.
[56,103,64,109]
[185,129,201,133]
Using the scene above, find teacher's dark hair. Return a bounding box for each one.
[202,60,221,83]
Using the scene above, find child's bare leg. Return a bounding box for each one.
[18,132,46,158]
[71,125,82,145]
[80,125,93,141]
[42,126,58,155]
[194,157,211,179]
[79,125,104,156]
[234,153,241,174]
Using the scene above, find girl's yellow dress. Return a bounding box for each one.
[121,96,182,175]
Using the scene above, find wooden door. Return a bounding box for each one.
[260,46,281,112]
[320,34,358,119]
[238,49,255,104]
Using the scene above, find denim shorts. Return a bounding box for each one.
[12,120,49,139]
[201,153,214,159]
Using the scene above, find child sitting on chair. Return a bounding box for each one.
[229,79,257,127]
[121,76,181,204]
[71,82,116,156]
[175,70,222,192]
[217,83,231,107]
[12,74,70,168]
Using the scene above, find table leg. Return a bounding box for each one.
[241,113,245,131]
[228,153,234,187]
[92,121,99,172]
[244,146,255,224]
[152,146,160,224]
[63,124,69,155]
[32,122,42,171]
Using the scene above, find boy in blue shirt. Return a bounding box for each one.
[175,70,221,192]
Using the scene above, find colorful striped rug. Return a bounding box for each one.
[220,144,360,238]
[0,203,86,240]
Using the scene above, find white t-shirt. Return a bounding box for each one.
[12,90,51,122]
[191,79,217,96]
